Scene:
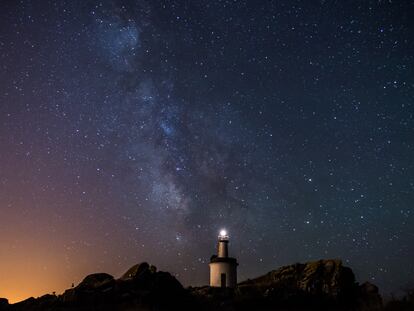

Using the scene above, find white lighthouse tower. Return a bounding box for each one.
[209,229,238,288]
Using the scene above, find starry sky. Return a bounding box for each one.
[1,0,413,303]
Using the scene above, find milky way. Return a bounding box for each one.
[0,0,413,302]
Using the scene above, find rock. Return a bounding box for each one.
[120,262,155,292]
[121,263,184,296]
[60,263,190,310]
[2,259,383,311]
[360,282,379,294]
[60,273,116,306]
[0,298,8,311]
[235,259,358,310]
[8,295,57,311]
[8,297,36,310]
[77,273,115,290]
[358,282,382,311]
[60,288,77,304]
[239,259,355,298]
[121,262,150,280]
[152,271,184,293]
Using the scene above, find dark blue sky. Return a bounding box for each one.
[0,0,413,302]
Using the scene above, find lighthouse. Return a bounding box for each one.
[209,229,238,288]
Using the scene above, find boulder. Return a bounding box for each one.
[2,259,383,311]
[8,297,36,310]
[60,273,115,306]
[0,298,8,311]
[77,273,115,290]
[239,259,355,298]
[121,262,151,280]
[358,282,382,311]
[236,259,357,310]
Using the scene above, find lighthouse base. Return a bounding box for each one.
[209,257,238,288]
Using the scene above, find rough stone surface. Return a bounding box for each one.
[1,260,389,311]
[193,259,363,310]
[121,262,150,280]
[77,273,115,290]
[358,282,383,311]
[0,298,8,306]
[238,259,355,299]
[0,298,8,311]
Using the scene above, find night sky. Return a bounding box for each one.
[1,0,413,303]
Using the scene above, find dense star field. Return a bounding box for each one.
[0,0,413,303]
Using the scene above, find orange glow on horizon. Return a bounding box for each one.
[0,214,110,304]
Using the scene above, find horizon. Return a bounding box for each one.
[2,256,395,304]
[1,0,413,304]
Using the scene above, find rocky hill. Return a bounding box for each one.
[191,259,382,311]
[0,259,389,311]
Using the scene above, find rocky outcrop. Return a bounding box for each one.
[192,259,379,310]
[77,273,115,290]
[8,295,58,311]
[0,298,8,311]
[238,259,356,299]
[384,288,414,311]
[0,299,8,306]
[120,262,157,280]
[59,273,116,305]
[5,263,193,311]
[2,259,386,311]
[357,282,383,311]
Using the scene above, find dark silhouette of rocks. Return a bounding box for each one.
[358,282,383,311]
[238,259,355,298]
[384,288,414,311]
[191,259,382,311]
[2,262,192,311]
[120,262,157,280]
[0,299,8,308]
[0,259,408,310]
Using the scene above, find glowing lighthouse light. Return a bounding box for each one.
[219,229,228,238]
